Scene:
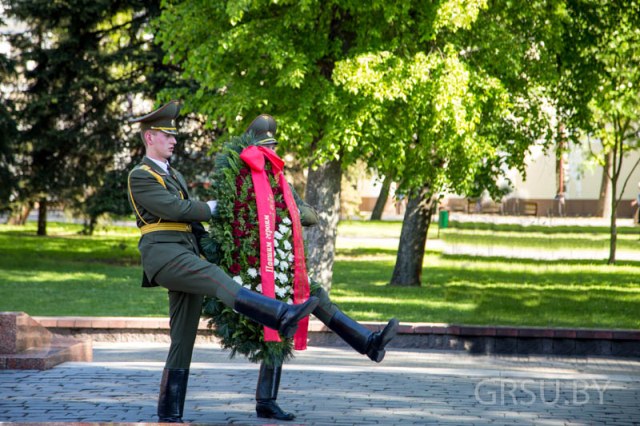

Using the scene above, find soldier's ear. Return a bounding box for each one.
[143,130,154,146]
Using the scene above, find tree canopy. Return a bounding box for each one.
[154,0,566,286]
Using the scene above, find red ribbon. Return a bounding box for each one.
[239,145,310,350]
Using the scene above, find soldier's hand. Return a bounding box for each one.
[207,200,218,215]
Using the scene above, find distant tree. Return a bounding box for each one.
[3,0,210,234]
[5,0,138,235]
[370,176,392,221]
[0,18,17,212]
[562,1,640,264]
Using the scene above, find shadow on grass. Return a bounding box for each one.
[441,252,640,268]
[336,247,441,257]
[448,221,640,235]
[332,258,640,328]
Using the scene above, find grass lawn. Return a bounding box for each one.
[1,221,639,329]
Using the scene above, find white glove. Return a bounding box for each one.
[207,200,218,214]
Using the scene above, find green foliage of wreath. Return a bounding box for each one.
[200,133,296,366]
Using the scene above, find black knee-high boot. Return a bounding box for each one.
[327,312,399,362]
[312,286,399,362]
[234,288,319,339]
[157,368,189,423]
[255,362,295,421]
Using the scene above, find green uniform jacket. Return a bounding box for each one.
[292,186,319,227]
[128,157,212,287]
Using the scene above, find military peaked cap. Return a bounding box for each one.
[130,100,180,136]
[245,114,277,146]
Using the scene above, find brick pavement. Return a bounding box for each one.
[1,343,640,425]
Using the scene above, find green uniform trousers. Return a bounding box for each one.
[154,252,244,369]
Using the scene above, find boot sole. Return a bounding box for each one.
[256,411,296,421]
[256,404,296,421]
[367,318,399,362]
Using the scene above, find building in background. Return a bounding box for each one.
[357,141,640,219]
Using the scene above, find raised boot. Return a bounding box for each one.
[255,362,295,421]
[233,288,318,338]
[157,368,189,423]
[327,312,399,362]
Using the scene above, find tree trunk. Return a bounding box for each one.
[597,150,613,218]
[608,170,618,264]
[37,197,47,236]
[608,142,620,264]
[555,126,566,216]
[390,184,433,287]
[304,159,342,292]
[83,216,97,236]
[608,196,617,265]
[7,203,32,225]
[370,176,391,221]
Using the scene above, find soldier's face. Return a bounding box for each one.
[146,130,176,161]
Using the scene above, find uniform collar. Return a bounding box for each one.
[143,156,170,175]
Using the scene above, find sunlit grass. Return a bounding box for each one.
[442,221,640,252]
[0,221,639,329]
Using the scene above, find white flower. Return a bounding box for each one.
[274,258,280,266]
[243,284,251,289]
[282,217,292,225]
[279,261,289,271]
[278,224,289,234]
[275,286,287,298]
[274,231,283,240]
[288,253,294,262]
[277,273,289,284]
[283,240,292,251]
[247,268,258,278]
[277,248,286,258]
[232,276,243,285]
[274,239,279,248]
[256,284,262,292]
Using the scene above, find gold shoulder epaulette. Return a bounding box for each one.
[139,164,167,189]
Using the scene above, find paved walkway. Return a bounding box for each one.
[1,343,639,425]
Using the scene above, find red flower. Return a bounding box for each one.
[236,176,244,188]
[234,239,242,247]
[234,201,249,213]
[240,168,250,176]
[247,255,258,266]
[275,201,287,210]
[229,263,242,274]
[232,228,244,237]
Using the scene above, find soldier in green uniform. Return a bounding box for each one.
[244,115,399,421]
[127,101,319,423]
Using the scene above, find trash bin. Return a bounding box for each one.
[438,210,449,229]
